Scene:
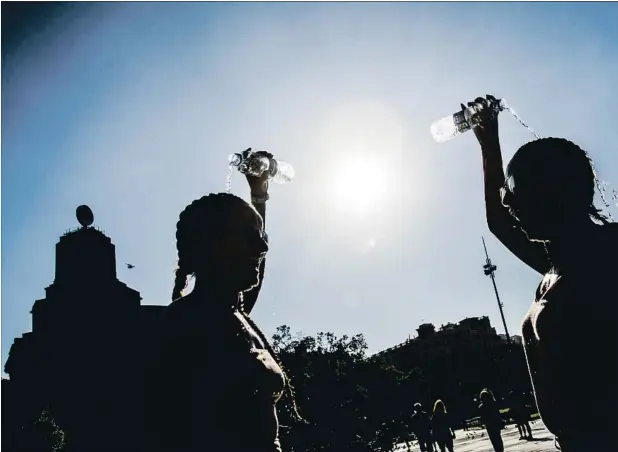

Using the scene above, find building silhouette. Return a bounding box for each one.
[499,333,523,345]
[375,316,503,365]
[3,206,164,452]
[372,316,532,422]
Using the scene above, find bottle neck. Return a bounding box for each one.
[267,157,277,177]
[229,153,243,167]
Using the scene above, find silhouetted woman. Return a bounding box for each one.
[144,151,303,451]
[431,400,455,452]
[466,95,617,451]
[508,390,532,440]
[478,389,503,452]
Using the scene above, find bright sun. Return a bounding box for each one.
[319,99,403,221]
[331,156,390,215]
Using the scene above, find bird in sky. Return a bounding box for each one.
[126,263,135,269]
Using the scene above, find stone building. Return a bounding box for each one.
[3,206,164,451]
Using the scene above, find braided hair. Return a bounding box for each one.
[172,192,305,423]
[506,138,613,225]
[171,193,250,300]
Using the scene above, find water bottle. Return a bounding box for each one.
[229,150,295,184]
[430,98,506,143]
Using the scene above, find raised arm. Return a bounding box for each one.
[467,96,550,275]
[242,149,271,314]
[243,196,266,314]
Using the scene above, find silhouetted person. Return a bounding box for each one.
[466,94,617,451]
[144,151,303,451]
[508,390,532,440]
[431,400,455,452]
[393,414,413,452]
[477,389,503,452]
[411,402,434,452]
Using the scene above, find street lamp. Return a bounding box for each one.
[482,237,511,345]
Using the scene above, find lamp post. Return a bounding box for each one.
[482,237,511,344]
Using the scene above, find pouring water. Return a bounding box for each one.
[430,98,540,143]
[226,164,233,193]
[502,102,540,139]
[430,98,616,219]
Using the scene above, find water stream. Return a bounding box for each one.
[503,104,541,139]
[226,164,233,193]
[504,101,616,220]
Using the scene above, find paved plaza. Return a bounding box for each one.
[397,420,557,452]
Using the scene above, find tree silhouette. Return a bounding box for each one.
[271,324,533,451]
[273,326,421,451]
[12,409,66,452]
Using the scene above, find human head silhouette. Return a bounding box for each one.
[501,138,608,241]
[480,388,495,404]
[172,193,268,302]
[433,399,446,415]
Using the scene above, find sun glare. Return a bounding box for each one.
[332,157,390,215]
[318,99,404,224]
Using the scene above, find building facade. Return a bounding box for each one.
[3,208,165,452]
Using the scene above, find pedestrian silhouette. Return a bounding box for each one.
[508,390,532,440]
[411,402,434,452]
[478,389,504,452]
[431,399,455,452]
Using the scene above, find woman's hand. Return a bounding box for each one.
[241,148,272,198]
[461,94,500,149]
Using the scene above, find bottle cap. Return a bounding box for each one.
[228,153,242,166]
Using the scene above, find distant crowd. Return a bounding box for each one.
[401,388,533,452]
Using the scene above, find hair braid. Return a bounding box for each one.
[172,266,191,301]
[171,198,200,301]
[172,193,253,301]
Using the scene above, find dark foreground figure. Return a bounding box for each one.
[508,390,533,440]
[411,402,434,452]
[144,151,302,451]
[478,389,504,452]
[467,95,618,452]
[431,400,455,452]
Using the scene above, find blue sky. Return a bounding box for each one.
[3,2,618,370]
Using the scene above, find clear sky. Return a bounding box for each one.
[3,2,618,370]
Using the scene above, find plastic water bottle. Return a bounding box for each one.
[229,151,295,184]
[430,98,506,143]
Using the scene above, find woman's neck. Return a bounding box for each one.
[191,276,242,311]
[547,218,599,272]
